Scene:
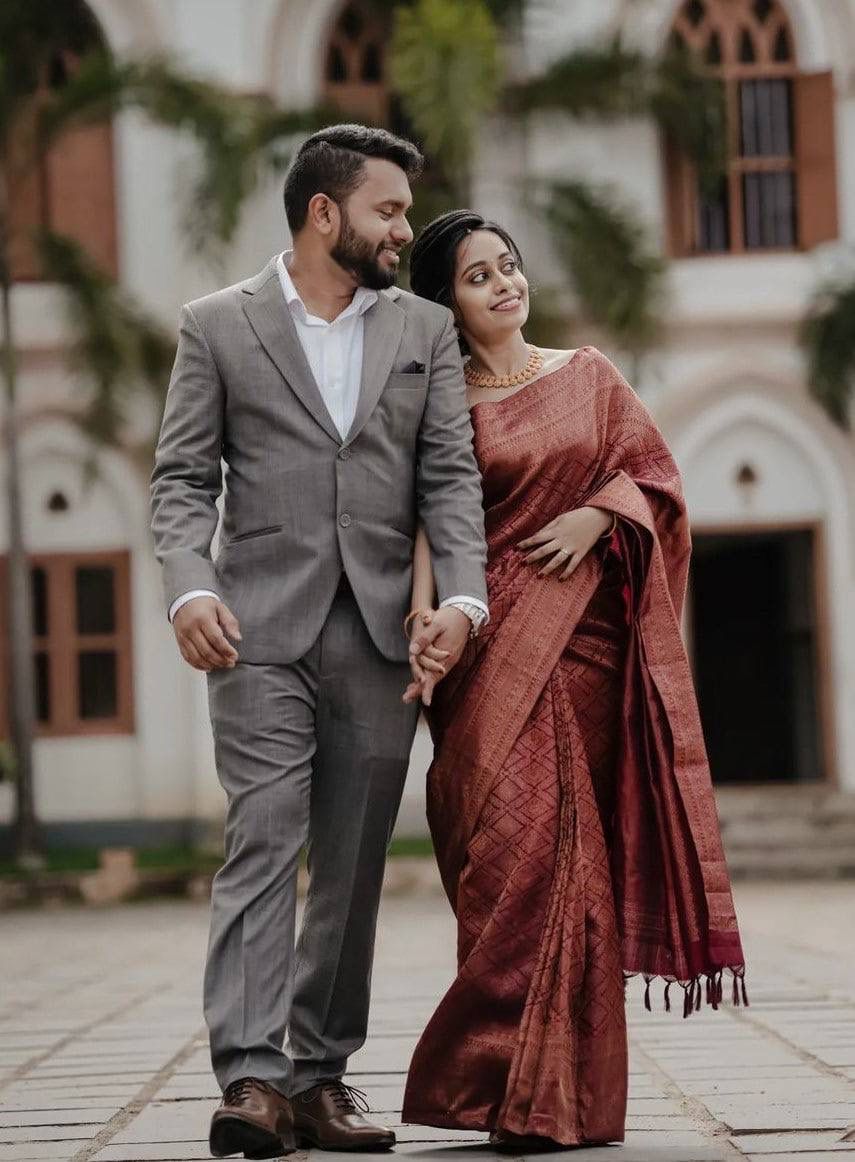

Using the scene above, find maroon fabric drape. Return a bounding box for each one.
[402,348,745,1145]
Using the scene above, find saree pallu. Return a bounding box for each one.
[402,347,746,1145]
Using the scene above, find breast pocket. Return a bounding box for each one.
[380,375,428,440]
[386,371,428,390]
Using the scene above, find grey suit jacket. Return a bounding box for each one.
[150,257,488,664]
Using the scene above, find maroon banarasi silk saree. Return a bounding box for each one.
[402,347,746,1146]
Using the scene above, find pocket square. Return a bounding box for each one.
[401,360,426,374]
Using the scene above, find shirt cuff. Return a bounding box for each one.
[169,589,221,623]
[440,595,489,630]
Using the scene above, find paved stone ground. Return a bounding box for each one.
[1,880,854,1162]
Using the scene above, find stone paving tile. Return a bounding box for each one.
[91,1145,217,1161]
[743,1155,855,1161]
[681,1082,853,1099]
[1,883,855,1162]
[108,1101,213,1143]
[733,1132,855,1153]
[18,1073,154,1089]
[0,1145,88,1160]
[0,1095,135,1110]
[711,1105,855,1128]
[722,1110,853,1131]
[0,1107,119,1126]
[0,1123,99,1141]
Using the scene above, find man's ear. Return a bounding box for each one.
[307,192,338,236]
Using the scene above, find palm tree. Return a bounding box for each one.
[0,0,321,864]
[390,0,500,206]
[388,0,726,353]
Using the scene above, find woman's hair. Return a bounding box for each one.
[409,209,524,312]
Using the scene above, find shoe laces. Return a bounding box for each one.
[316,1080,369,1114]
[223,1077,271,1106]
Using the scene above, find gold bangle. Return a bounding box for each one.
[599,513,617,540]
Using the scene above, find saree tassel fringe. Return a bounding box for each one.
[631,969,746,1017]
[732,967,750,1008]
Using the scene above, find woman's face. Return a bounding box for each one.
[451,229,529,347]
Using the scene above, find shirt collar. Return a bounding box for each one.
[277,251,377,324]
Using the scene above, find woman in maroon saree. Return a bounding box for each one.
[400,212,746,1151]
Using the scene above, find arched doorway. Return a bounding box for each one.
[674,391,842,788]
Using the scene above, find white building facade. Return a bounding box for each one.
[2,0,854,851]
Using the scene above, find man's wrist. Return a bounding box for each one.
[441,597,488,639]
[169,589,221,623]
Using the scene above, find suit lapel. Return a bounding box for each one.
[346,291,405,445]
[242,265,341,444]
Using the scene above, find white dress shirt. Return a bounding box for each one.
[170,253,488,631]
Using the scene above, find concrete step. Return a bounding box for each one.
[713,788,855,876]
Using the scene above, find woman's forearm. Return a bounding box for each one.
[411,523,436,611]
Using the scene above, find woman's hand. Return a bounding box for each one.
[403,607,469,707]
[518,506,614,581]
[403,609,452,706]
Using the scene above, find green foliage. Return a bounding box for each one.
[651,47,727,198]
[547,181,665,353]
[36,231,175,454]
[523,287,572,350]
[512,40,727,195]
[512,40,648,119]
[0,0,104,142]
[37,54,323,259]
[801,277,855,428]
[373,0,521,22]
[390,0,500,200]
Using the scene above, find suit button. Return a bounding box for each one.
[339,513,352,528]
[337,447,351,460]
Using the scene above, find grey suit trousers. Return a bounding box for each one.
[203,585,419,1094]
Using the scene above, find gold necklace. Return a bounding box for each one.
[464,344,545,390]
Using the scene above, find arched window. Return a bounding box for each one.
[323,1,390,125]
[6,2,118,281]
[665,0,838,255]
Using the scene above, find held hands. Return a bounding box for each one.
[403,605,470,707]
[518,506,614,580]
[173,596,242,672]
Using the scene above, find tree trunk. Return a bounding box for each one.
[0,173,41,867]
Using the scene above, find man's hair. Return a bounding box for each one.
[283,124,424,234]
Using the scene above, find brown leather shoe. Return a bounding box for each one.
[292,1080,395,1151]
[209,1077,296,1158]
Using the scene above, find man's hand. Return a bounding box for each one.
[173,596,241,672]
[404,606,469,707]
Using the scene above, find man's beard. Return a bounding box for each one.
[330,209,398,291]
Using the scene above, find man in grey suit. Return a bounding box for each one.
[150,125,488,1158]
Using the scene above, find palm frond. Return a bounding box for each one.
[37,231,175,452]
[511,40,648,119]
[801,277,855,428]
[36,52,135,141]
[512,40,726,192]
[650,47,726,197]
[547,180,665,352]
[373,0,520,19]
[390,0,500,200]
[32,54,324,257]
[0,0,104,144]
